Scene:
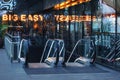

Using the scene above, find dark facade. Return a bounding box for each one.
[0,0,120,70]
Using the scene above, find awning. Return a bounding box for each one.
[101,3,115,14]
[103,0,120,12]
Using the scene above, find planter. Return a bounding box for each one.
[0,38,4,48]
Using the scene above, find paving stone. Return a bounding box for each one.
[0,49,120,80]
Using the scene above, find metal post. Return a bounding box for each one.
[55,42,59,66]
[90,0,93,37]
[115,0,118,59]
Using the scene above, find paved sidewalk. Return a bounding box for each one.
[0,49,120,80]
[0,49,29,80]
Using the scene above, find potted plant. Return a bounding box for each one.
[0,24,8,48]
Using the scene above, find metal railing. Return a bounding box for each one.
[48,39,65,58]
[44,39,65,66]
[4,35,20,62]
[40,39,55,63]
[95,39,120,62]
[66,39,95,63]
[18,39,28,62]
[40,39,65,65]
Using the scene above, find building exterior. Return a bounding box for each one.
[0,0,120,71]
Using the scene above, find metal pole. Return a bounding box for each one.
[90,0,93,37]
[115,0,118,59]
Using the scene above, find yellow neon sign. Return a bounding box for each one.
[2,14,43,22]
[55,15,96,22]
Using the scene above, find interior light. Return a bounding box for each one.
[71,2,78,6]
[66,1,70,4]
[60,2,65,6]
[54,0,91,10]
[66,4,71,8]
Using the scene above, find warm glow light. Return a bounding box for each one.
[60,2,65,6]
[33,23,38,30]
[2,14,43,22]
[55,15,96,22]
[66,4,71,8]
[54,0,91,10]
[86,15,89,21]
[78,0,91,3]
[54,4,59,9]
[60,6,64,9]
[2,14,8,21]
[13,14,19,21]
[21,15,26,21]
[66,1,70,4]
[110,14,115,18]
[71,2,78,6]
[33,15,39,22]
